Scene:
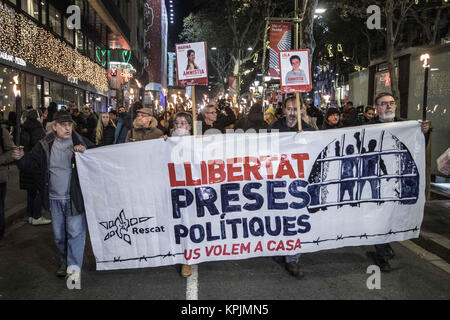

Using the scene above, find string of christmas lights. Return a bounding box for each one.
[0,5,109,92]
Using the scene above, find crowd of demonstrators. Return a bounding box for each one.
[1,91,432,285]
[12,110,94,284]
[95,113,116,146]
[19,109,51,226]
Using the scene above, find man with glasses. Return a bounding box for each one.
[201,103,236,134]
[12,110,94,287]
[366,92,430,272]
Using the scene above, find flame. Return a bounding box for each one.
[420,53,430,68]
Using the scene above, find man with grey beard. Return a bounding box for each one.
[367,92,430,272]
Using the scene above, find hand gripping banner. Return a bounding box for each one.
[76,121,425,271]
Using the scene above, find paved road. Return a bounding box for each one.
[0,220,449,301]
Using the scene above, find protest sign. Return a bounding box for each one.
[175,41,208,86]
[279,50,312,93]
[77,121,425,271]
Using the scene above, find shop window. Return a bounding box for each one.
[50,81,63,105]
[23,0,39,20]
[25,73,41,109]
[64,17,74,45]
[49,4,61,36]
[0,66,20,114]
[41,0,47,25]
[76,30,84,52]
[88,39,95,60]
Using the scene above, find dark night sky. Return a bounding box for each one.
[165,0,196,50]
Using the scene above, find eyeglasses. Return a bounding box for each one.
[378,101,396,107]
[175,121,189,126]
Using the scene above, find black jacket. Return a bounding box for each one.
[17,131,95,215]
[83,113,98,143]
[235,112,268,132]
[99,124,116,146]
[321,120,343,130]
[269,117,314,132]
[341,107,358,127]
[19,118,45,190]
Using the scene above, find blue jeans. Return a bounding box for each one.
[50,199,86,269]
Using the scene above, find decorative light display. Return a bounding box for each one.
[0,6,109,92]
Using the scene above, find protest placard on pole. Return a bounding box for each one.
[175,41,208,136]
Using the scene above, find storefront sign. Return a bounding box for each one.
[66,76,79,85]
[0,51,26,67]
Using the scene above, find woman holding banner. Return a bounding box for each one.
[164,112,195,277]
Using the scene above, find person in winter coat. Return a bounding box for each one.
[365,92,430,273]
[96,113,116,146]
[268,96,314,279]
[126,108,164,142]
[321,108,343,130]
[19,109,51,226]
[264,107,277,127]
[0,127,16,240]
[235,103,268,132]
[80,105,97,143]
[163,112,196,277]
[12,110,95,285]
[114,109,132,144]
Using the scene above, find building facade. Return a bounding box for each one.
[0,0,146,115]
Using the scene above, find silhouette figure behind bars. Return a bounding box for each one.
[340,145,358,203]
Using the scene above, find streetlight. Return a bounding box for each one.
[420,53,430,121]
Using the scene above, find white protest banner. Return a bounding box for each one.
[175,41,208,86]
[77,121,425,271]
[279,50,312,93]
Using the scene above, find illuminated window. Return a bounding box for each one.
[49,4,62,35]
[24,0,39,20]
